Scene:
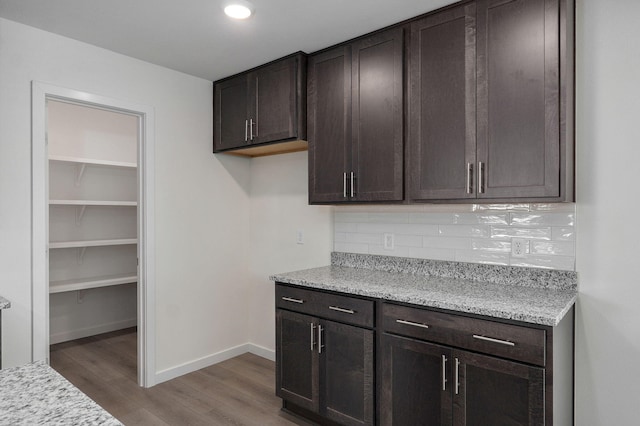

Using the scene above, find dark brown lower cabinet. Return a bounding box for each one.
[381,333,545,425]
[276,309,374,426]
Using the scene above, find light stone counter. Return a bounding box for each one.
[0,361,122,425]
[0,296,10,310]
[271,253,577,326]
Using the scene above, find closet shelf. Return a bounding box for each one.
[49,155,136,169]
[49,273,138,294]
[49,238,138,249]
[49,200,137,206]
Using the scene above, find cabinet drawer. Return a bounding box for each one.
[276,284,374,328]
[382,303,545,366]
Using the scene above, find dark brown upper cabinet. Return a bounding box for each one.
[409,2,477,201]
[409,0,574,202]
[213,52,307,157]
[308,27,404,204]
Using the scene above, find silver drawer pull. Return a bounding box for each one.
[472,334,515,346]
[441,355,447,391]
[329,306,355,314]
[310,323,316,351]
[396,319,430,329]
[282,297,304,304]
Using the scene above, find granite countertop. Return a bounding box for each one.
[271,253,577,327]
[0,361,122,425]
[0,295,10,310]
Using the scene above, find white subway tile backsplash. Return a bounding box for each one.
[439,225,490,238]
[346,233,383,245]
[471,239,511,252]
[334,242,369,254]
[369,244,410,257]
[455,250,510,266]
[393,223,440,236]
[395,234,423,247]
[530,241,575,256]
[472,203,531,212]
[335,222,358,233]
[423,236,472,250]
[531,203,577,212]
[510,212,575,227]
[453,213,509,225]
[334,212,369,223]
[552,227,575,241]
[491,226,552,240]
[510,255,575,271]
[333,204,576,271]
[368,212,409,223]
[408,247,456,262]
[356,223,395,234]
[409,212,455,224]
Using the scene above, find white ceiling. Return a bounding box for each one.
[0,0,451,81]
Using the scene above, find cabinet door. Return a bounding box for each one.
[452,349,545,426]
[476,0,560,199]
[409,3,477,201]
[351,27,404,202]
[275,309,319,413]
[380,333,452,426]
[308,45,352,203]
[252,55,300,145]
[320,320,374,426]
[213,74,249,151]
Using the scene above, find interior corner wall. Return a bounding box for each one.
[247,151,333,354]
[0,17,252,372]
[575,0,640,423]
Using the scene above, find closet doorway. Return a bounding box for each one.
[31,82,156,387]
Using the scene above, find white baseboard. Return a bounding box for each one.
[154,342,276,385]
[247,343,276,361]
[49,318,137,345]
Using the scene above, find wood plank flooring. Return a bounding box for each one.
[50,328,309,426]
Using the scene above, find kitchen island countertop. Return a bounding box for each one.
[0,360,122,425]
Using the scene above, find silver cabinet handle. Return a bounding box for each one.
[478,162,485,194]
[310,323,316,351]
[244,119,248,142]
[328,306,355,314]
[343,172,348,198]
[396,319,430,329]
[318,325,322,354]
[281,296,304,304]
[249,118,254,140]
[350,172,355,197]
[442,355,447,391]
[455,358,460,395]
[466,162,473,194]
[472,334,515,346]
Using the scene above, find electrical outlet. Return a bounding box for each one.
[383,233,395,250]
[511,238,529,258]
[296,230,304,245]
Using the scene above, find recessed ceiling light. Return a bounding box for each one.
[224,2,254,20]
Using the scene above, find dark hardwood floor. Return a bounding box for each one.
[50,328,309,426]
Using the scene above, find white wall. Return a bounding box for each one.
[247,151,333,354]
[0,18,252,374]
[575,0,640,423]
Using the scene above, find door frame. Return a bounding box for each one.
[31,81,157,387]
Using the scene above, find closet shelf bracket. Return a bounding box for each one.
[75,205,87,225]
[75,163,87,187]
[77,247,88,264]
